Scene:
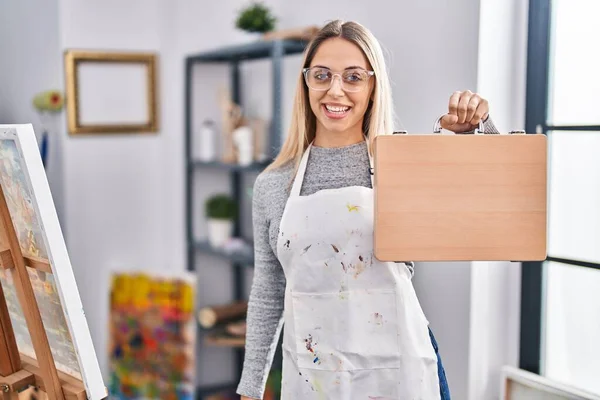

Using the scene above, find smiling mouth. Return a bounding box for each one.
[325,104,351,113]
[323,104,352,118]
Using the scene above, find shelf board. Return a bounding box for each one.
[204,333,246,348]
[196,382,238,399]
[191,160,269,172]
[187,39,308,63]
[193,241,254,265]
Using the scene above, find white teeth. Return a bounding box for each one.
[325,105,350,113]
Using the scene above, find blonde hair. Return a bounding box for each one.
[266,19,396,172]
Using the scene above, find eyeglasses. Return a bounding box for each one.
[302,67,375,93]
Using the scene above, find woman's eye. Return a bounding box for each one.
[345,73,362,82]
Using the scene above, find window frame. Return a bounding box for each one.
[520,0,600,375]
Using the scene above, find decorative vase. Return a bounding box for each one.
[207,219,233,248]
[195,119,217,162]
[232,126,254,166]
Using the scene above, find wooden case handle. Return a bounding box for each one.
[432,115,485,134]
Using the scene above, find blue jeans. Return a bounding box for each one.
[429,327,451,400]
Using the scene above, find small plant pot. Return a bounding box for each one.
[207,218,233,248]
[241,31,263,42]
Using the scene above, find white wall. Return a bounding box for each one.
[56,0,185,381]
[0,0,66,225]
[0,0,62,124]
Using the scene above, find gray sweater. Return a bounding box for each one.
[236,120,499,399]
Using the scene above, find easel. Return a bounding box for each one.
[0,182,86,400]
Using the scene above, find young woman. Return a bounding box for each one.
[237,20,498,400]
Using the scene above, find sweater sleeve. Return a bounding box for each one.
[482,115,500,133]
[458,115,501,134]
[236,174,286,399]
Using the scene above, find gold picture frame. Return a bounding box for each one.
[64,50,159,134]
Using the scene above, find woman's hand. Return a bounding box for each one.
[241,396,259,400]
[440,90,489,133]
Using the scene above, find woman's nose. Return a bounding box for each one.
[327,75,345,96]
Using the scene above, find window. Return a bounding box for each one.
[547,1,600,126]
[543,262,600,394]
[521,0,600,396]
[547,131,600,263]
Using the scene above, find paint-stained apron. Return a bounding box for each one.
[277,141,440,400]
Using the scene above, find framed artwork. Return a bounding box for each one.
[64,50,159,135]
[0,124,106,399]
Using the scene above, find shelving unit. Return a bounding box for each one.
[184,39,308,399]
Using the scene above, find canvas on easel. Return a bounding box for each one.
[0,124,106,400]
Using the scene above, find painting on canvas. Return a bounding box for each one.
[0,124,106,399]
[108,271,195,400]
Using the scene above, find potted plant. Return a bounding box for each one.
[205,194,237,248]
[235,2,276,37]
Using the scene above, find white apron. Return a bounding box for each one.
[277,141,440,400]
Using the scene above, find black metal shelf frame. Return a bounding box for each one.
[184,38,308,395]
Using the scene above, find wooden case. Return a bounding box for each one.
[373,128,547,262]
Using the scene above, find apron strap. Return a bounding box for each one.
[290,143,312,197]
[365,136,374,187]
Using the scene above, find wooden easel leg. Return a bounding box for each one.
[0,184,65,400]
[1,275,23,400]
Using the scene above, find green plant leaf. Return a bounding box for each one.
[235,1,276,33]
[205,194,237,219]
